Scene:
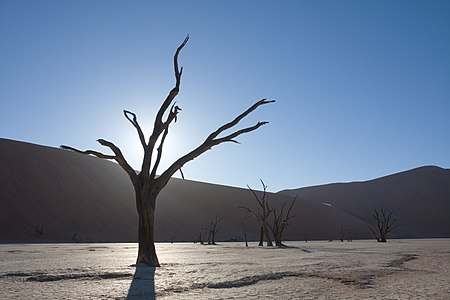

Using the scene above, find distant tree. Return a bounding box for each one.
[61,36,273,266]
[33,223,44,238]
[367,208,399,242]
[72,233,81,243]
[241,219,249,247]
[240,180,273,246]
[206,214,221,245]
[268,196,296,247]
[195,225,208,245]
[195,229,203,244]
[241,181,297,247]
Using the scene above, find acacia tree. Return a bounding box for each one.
[269,196,296,247]
[61,36,273,266]
[240,180,273,246]
[367,208,399,242]
[206,214,221,245]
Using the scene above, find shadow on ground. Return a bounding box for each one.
[127,265,156,299]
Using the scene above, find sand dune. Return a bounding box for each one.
[279,166,450,238]
[1,138,449,242]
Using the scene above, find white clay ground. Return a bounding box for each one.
[1,240,449,299]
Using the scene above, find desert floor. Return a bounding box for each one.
[1,239,449,299]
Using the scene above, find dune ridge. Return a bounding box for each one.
[1,138,449,242]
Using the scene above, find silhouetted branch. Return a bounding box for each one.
[157,100,273,188]
[61,140,139,188]
[239,206,261,222]
[247,184,264,208]
[153,35,189,128]
[206,99,275,142]
[60,145,115,160]
[179,168,185,179]
[124,110,146,149]
[142,35,189,181]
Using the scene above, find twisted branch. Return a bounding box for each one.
[142,35,189,181]
[60,139,139,188]
[124,110,146,149]
[157,99,274,188]
[60,145,115,160]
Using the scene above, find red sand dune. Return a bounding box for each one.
[279,165,450,238]
[1,138,449,242]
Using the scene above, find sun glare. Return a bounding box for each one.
[119,129,187,174]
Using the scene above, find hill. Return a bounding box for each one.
[1,138,448,242]
[279,166,450,238]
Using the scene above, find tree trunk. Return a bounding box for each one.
[211,231,216,245]
[136,193,160,267]
[262,224,273,246]
[258,226,264,246]
[274,230,284,247]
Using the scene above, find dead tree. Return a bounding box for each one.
[367,208,399,242]
[206,214,221,245]
[72,233,81,243]
[195,226,206,244]
[240,180,273,246]
[33,223,45,238]
[268,196,296,247]
[196,231,202,244]
[61,36,274,266]
[241,219,249,247]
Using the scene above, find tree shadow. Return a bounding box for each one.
[126,264,156,299]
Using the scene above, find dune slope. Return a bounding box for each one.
[1,138,448,242]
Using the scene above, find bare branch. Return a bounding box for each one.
[239,206,263,223]
[153,35,189,129]
[61,140,139,189]
[247,185,264,208]
[142,36,189,180]
[150,104,181,180]
[206,99,274,142]
[285,196,297,220]
[157,99,274,188]
[60,145,115,160]
[213,121,268,144]
[150,126,169,180]
[123,110,146,149]
[96,139,139,186]
[174,35,189,89]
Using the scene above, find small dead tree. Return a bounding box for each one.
[240,180,273,246]
[33,224,45,238]
[241,219,249,247]
[61,36,274,266]
[72,233,81,243]
[206,214,221,245]
[269,196,296,247]
[367,208,399,242]
[195,229,204,244]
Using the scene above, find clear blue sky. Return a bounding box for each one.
[1,1,449,192]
